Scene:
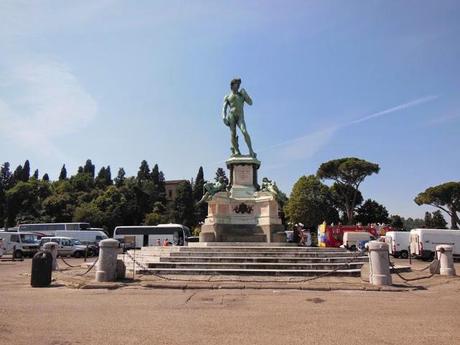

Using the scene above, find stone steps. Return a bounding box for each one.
[159,256,369,263]
[121,245,367,277]
[145,261,366,270]
[134,267,362,276]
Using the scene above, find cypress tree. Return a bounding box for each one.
[83,159,95,178]
[32,169,39,179]
[137,160,150,181]
[215,167,229,185]
[115,168,126,187]
[59,164,67,180]
[22,160,31,181]
[42,173,50,182]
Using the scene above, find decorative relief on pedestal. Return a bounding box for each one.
[233,203,254,214]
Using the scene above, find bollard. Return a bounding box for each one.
[43,242,58,271]
[436,245,456,276]
[368,241,392,286]
[31,251,53,287]
[95,239,119,282]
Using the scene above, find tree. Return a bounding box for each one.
[317,157,379,224]
[284,175,339,228]
[32,169,39,180]
[215,167,229,185]
[22,160,31,181]
[330,183,363,223]
[193,167,207,223]
[42,173,50,182]
[114,168,126,187]
[390,215,404,230]
[172,181,195,228]
[83,159,95,178]
[59,164,67,180]
[5,179,51,226]
[355,199,389,225]
[137,160,151,182]
[96,166,112,189]
[414,182,460,229]
[13,165,24,184]
[402,217,425,231]
[0,163,13,190]
[425,210,447,229]
[415,182,460,229]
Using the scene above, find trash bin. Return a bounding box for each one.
[31,251,53,287]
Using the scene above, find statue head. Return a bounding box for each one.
[230,78,241,92]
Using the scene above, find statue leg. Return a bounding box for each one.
[238,119,256,157]
[230,123,241,155]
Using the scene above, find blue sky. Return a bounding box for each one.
[0,0,459,218]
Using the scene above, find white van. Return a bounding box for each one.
[0,232,40,259]
[342,232,375,250]
[386,231,411,259]
[54,230,108,245]
[410,228,460,260]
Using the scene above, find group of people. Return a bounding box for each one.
[292,223,312,246]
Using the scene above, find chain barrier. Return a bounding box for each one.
[76,257,99,276]
[59,256,82,268]
[389,258,440,282]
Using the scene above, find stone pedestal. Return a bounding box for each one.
[200,155,285,243]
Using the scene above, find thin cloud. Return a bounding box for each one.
[0,56,98,160]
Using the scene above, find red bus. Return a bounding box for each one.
[317,222,391,247]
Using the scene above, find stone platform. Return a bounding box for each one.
[121,245,369,277]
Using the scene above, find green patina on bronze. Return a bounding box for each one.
[222,78,256,158]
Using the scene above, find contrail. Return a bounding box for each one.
[261,94,439,152]
[348,95,439,125]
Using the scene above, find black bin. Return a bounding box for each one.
[31,251,53,287]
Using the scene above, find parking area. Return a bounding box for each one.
[1,258,460,345]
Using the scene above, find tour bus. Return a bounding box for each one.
[17,223,107,243]
[385,231,411,259]
[0,231,40,259]
[113,224,192,249]
[410,228,460,260]
[18,222,92,232]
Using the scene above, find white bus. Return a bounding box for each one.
[18,222,92,232]
[410,228,460,260]
[113,224,191,249]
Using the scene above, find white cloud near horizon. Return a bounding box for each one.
[0,57,98,161]
[263,95,439,169]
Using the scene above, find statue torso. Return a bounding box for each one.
[227,92,245,115]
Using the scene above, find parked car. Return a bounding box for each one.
[39,237,91,258]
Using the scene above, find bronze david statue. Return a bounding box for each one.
[222,78,256,158]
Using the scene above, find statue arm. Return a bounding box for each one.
[222,96,229,119]
[240,88,252,105]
